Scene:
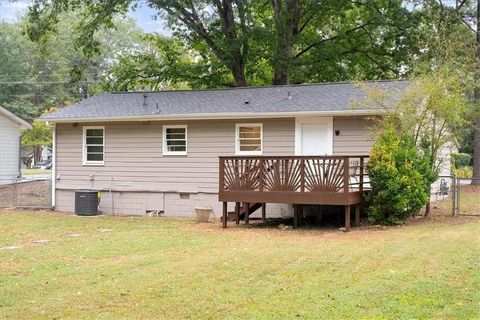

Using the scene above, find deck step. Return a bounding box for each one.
[227,211,238,221]
[238,202,262,220]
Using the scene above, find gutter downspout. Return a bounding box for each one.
[51,123,56,210]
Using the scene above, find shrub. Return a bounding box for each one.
[366,128,432,225]
[451,153,471,169]
[453,166,473,178]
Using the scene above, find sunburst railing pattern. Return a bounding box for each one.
[220,156,369,194]
[222,158,262,191]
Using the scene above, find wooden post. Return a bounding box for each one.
[344,205,351,231]
[219,158,225,193]
[359,157,364,192]
[294,204,299,229]
[259,158,264,192]
[298,204,303,226]
[235,202,240,225]
[300,158,305,192]
[222,202,228,229]
[343,157,350,194]
[261,203,266,222]
[355,205,360,227]
[245,202,250,225]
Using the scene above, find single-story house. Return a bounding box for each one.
[0,105,32,182]
[41,80,451,227]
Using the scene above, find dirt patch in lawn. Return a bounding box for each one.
[190,213,479,242]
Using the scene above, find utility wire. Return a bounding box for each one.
[0,81,102,84]
[0,94,88,97]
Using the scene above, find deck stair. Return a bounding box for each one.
[227,202,262,221]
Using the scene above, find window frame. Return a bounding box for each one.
[163,125,188,156]
[235,123,263,156]
[82,126,105,166]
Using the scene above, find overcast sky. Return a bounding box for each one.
[0,0,169,34]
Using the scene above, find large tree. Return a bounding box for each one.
[26,0,252,87]
[262,0,421,84]
[24,0,431,87]
[1,11,143,121]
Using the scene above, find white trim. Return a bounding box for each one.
[41,109,381,124]
[82,126,105,165]
[51,124,56,209]
[163,125,188,156]
[235,123,263,155]
[295,117,333,155]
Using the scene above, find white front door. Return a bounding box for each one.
[295,117,333,155]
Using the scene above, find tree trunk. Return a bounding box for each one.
[272,54,291,85]
[473,0,480,185]
[34,146,41,165]
[153,0,249,88]
[270,0,302,85]
[425,197,431,216]
[232,62,247,87]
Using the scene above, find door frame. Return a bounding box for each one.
[294,117,333,155]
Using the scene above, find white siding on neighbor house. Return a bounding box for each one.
[0,114,21,181]
[54,116,375,215]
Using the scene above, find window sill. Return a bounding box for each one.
[163,153,188,156]
[82,163,105,166]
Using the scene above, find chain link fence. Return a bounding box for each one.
[430,175,456,215]
[455,178,480,216]
[0,175,476,215]
[430,176,480,216]
[0,178,52,210]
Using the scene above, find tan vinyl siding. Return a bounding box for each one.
[333,116,375,155]
[55,116,375,216]
[55,118,295,194]
[56,116,374,194]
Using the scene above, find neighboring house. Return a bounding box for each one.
[21,146,52,169]
[0,106,32,181]
[41,80,453,224]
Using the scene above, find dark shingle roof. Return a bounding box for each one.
[42,80,409,121]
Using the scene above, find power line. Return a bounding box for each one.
[0,94,88,97]
[0,81,102,84]
[0,73,104,77]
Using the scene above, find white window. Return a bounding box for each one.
[83,126,105,165]
[235,123,263,155]
[163,125,187,155]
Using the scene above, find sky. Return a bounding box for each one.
[0,0,169,34]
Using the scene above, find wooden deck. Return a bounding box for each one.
[219,155,369,230]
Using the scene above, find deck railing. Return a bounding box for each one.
[219,155,369,196]
[219,156,369,205]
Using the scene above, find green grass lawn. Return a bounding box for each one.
[1,212,479,319]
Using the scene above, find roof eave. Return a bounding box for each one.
[0,106,32,129]
[41,109,383,123]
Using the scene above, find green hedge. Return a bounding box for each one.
[452,153,471,169]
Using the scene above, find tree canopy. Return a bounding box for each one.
[1,0,478,171]
[24,0,474,89]
[0,12,142,121]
